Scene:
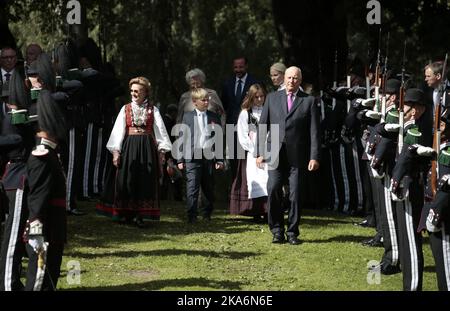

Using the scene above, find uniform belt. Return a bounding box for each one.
[128,127,152,135]
[49,198,66,208]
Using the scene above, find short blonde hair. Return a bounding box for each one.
[129,76,151,96]
[270,62,286,73]
[191,88,208,101]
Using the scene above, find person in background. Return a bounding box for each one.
[177,68,225,127]
[270,62,286,91]
[161,104,183,201]
[230,84,268,222]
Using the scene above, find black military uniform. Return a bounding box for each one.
[23,89,67,291]
[0,71,34,291]
[321,87,352,212]
[24,138,66,291]
[366,79,403,272]
[420,145,450,291]
[389,88,433,291]
[419,106,450,291]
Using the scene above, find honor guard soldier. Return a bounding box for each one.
[389,88,433,291]
[0,71,34,291]
[23,90,67,291]
[367,79,402,273]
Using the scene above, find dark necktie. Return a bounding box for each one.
[4,72,11,83]
[235,79,243,103]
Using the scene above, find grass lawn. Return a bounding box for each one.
[53,200,439,291]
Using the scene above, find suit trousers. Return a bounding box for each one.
[267,146,301,238]
[185,159,215,219]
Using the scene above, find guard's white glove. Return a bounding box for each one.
[362,98,377,107]
[426,209,441,233]
[384,123,401,132]
[28,236,45,253]
[416,146,435,157]
[365,111,382,119]
[370,167,385,179]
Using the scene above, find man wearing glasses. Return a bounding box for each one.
[0,47,17,86]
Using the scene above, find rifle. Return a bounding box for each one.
[398,41,407,155]
[365,28,371,99]
[374,27,382,112]
[380,32,390,123]
[332,49,338,110]
[431,53,448,198]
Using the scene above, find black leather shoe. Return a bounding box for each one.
[287,236,301,245]
[67,209,87,216]
[361,237,383,247]
[187,216,197,224]
[380,264,401,275]
[355,219,374,228]
[203,215,211,221]
[272,234,285,244]
[369,263,401,275]
[134,217,146,228]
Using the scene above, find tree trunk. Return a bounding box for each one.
[0,0,16,49]
[271,0,348,89]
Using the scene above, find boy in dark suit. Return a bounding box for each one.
[177,88,224,223]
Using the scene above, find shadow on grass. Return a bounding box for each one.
[303,234,371,244]
[65,249,259,260]
[68,202,365,250]
[69,277,245,290]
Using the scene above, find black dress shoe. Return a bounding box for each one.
[134,217,146,228]
[203,215,211,221]
[369,263,401,275]
[187,216,197,224]
[355,219,373,228]
[67,209,87,216]
[272,234,285,244]
[287,236,301,245]
[361,237,383,247]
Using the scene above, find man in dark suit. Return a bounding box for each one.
[420,60,450,148]
[257,66,320,245]
[177,88,224,223]
[221,56,260,179]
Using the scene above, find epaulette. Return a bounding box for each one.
[31,145,49,157]
[404,127,422,145]
[438,147,450,166]
[385,110,399,124]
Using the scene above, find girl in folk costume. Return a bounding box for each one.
[230,84,268,221]
[97,77,171,227]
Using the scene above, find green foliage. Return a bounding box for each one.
[8,0,280,107]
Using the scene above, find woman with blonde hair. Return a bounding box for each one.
[229,84,268,221]
[270,62,286,91]
[97,77,172,227]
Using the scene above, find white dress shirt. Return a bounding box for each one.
[107,104,172,153]
[237,107,268,198]
[235,73,248,95]
[1,68,14,84]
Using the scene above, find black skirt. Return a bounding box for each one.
[229,158,267,216]
[96,134,161,221]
